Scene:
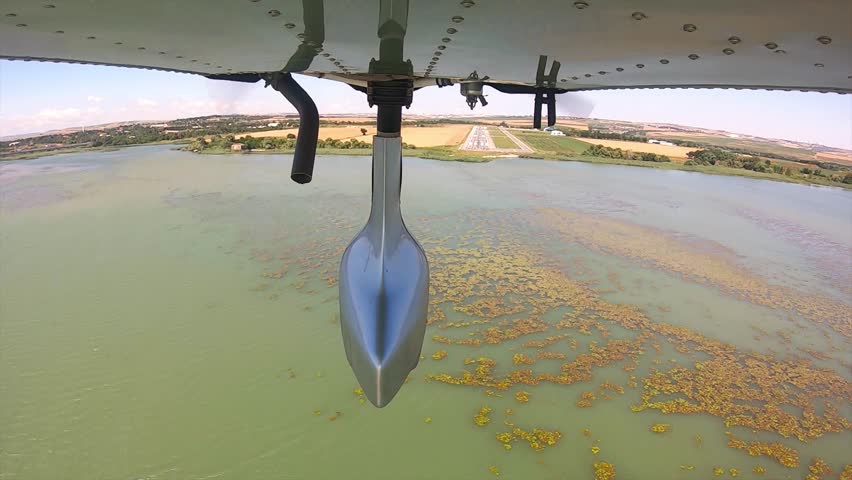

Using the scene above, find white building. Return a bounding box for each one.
[550,130,565,136]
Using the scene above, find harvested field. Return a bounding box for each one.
[574,138,698,161]
[400,125,473,147]
[237,126,368,140]
[555,120,590,130]
[236,124,472,148]
[816,151,852,166]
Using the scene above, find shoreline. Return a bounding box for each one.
[188,145,852,189]
[2,142,849,190]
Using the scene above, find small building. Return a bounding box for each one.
[267,122,280,127]
[231,143,244,151]
[648,139,675,146]
[550,130,565,136]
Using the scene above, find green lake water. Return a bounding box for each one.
[1,145,850,479]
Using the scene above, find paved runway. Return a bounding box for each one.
[460,125,534,153]
[460,125,495,151]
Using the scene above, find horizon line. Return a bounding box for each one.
[4,112,850,153]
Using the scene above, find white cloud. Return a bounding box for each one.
[87,95,103,103]
[0,107,85,135]
[135,98,158,108]
[36,107,82,120]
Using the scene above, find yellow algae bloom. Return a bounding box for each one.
[538,350,567,360]
[727,437,799,468]
[431,350,448,360]
[577,391,597,408]
[514,427,562,451]
[286,212,852,473]
[729,468,739,477]
[488,465,500,476]
[474,406,492,426]
[424,417,432,424]
[591,446,600,455]
[680,465,695,471]
[353,386,366,404]
[496,426,561,452]
[313,410,322,416]
[594,462,616,480]
[512,353,535,365]
[753,466,766,474]
[599,381,624,395]
[805,457,833,480]
[650,423,670,433]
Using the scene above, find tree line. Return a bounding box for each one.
[684,148,779,172]
[659,138,847,171]
[583,144,671,162]
[560,128,649,143]
[188,134,417,152]
[1,119,293,152]
[684,148,852,184]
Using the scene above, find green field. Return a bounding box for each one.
[514,131,590,154]
[487,128,520,149]
[653,134,823,162]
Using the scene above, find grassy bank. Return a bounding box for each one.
[190,145,494,163]
[1,139,183,161]
[1,145,124,161]
[5,141,849,190]
[523,151,851,189]
[195,144,849,188]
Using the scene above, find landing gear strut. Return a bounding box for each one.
[257,0,429,408]
[338,0,429,408]
[485,55,564,129]
[533,89,557,130]
[339,80,429,407]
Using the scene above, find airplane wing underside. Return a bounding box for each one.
[1,0,850,93]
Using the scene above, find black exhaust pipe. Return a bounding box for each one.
[262,72,319,184]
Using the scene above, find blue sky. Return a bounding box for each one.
[1,60,851,149]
